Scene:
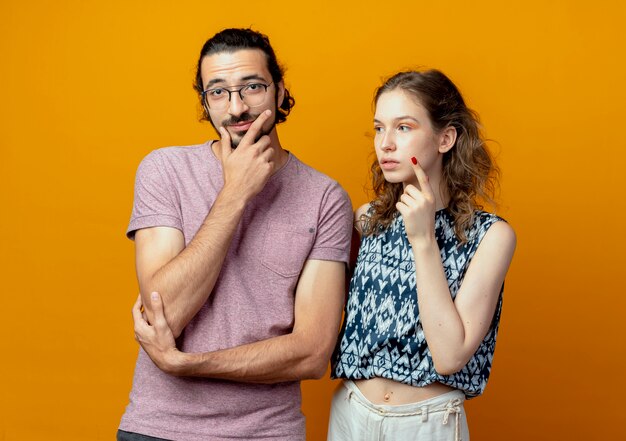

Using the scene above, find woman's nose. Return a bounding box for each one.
[380,133,396,151]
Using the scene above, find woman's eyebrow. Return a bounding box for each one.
[373,116,420,124]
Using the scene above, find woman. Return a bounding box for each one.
[330,70,516,441]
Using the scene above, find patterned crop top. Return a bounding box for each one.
[331,208,505,398]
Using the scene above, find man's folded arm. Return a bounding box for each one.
[134,258,346,382]
[135,190,247,338]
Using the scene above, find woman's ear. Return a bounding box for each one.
[438,126,457,153]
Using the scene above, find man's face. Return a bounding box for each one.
[200,49,284,147]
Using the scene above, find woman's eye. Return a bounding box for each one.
[374,126,383,134]
[398,125,410,132]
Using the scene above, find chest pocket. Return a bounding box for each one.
[261,220,315,277]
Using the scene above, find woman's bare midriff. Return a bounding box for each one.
[353,378,455,405]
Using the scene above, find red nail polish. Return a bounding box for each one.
[411,157,417,165]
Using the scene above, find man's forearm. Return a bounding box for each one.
[141,188,246,337]
[173,331,330,383]
[134,259,346,384]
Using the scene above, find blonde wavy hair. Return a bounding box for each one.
[363,70,499,243]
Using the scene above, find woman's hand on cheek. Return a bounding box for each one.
[395,157,437,244]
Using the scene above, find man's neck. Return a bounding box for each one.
[267,131,289,174]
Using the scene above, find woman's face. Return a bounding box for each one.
[373,89,442,187]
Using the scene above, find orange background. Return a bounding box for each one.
[1,1,625,440]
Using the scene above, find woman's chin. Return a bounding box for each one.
[382,173,405,184]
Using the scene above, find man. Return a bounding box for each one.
[117,28,353,441]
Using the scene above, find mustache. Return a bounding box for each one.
[221,113,255,128]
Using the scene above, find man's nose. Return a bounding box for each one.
[227,92,249,117]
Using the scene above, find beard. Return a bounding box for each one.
[209,109,277,148]
[223,112,275,148]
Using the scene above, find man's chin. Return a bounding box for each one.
[229,126,274,148]
[229,131,246,148]
[230,137,242,148]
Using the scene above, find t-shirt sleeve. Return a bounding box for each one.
[126,150,182,239]
[308,182,353,264]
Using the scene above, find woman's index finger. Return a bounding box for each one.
[410,157,433,194]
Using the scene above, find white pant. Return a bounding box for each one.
[327,381,470,441]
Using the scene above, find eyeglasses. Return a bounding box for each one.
[202,82,273,110]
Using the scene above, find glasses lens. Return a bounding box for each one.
[205,89,229,110]
[241,84,268,107]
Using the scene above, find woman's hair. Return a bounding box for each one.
[363,69,499,242]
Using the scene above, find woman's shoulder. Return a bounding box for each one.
[354,203,372,236]
[473,210,516,249]
[473,209,505,223]
[355,203,371,220]
[469,216,516,280]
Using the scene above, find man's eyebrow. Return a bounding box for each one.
[205,74,269,90]
[240,74,268,82]
[205,78,225,89]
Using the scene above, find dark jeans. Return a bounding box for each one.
[117,430,172,441]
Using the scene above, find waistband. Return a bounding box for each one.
[342,380,465,441]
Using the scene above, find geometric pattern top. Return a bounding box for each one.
[331,208,505,398]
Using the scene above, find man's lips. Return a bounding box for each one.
[227,120,253,132]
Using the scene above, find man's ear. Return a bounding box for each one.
[276,80,285,108]
[438,126,457,153]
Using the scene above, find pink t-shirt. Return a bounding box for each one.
[119,141,353,441]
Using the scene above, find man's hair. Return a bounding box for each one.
[193,28,295,124]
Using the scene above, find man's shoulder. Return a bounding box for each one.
[281,156,352,224]
[142,141,213,165]
[135,141,217,181]
[287,154,346,194]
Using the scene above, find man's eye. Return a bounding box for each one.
[209,88,225,97]
[245,83,264,93]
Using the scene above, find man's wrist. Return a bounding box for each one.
[217,184,249,212]
[167,350,198,377]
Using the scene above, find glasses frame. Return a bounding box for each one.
[202,81,274,110]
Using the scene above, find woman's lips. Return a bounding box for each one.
[380,159,400,170]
